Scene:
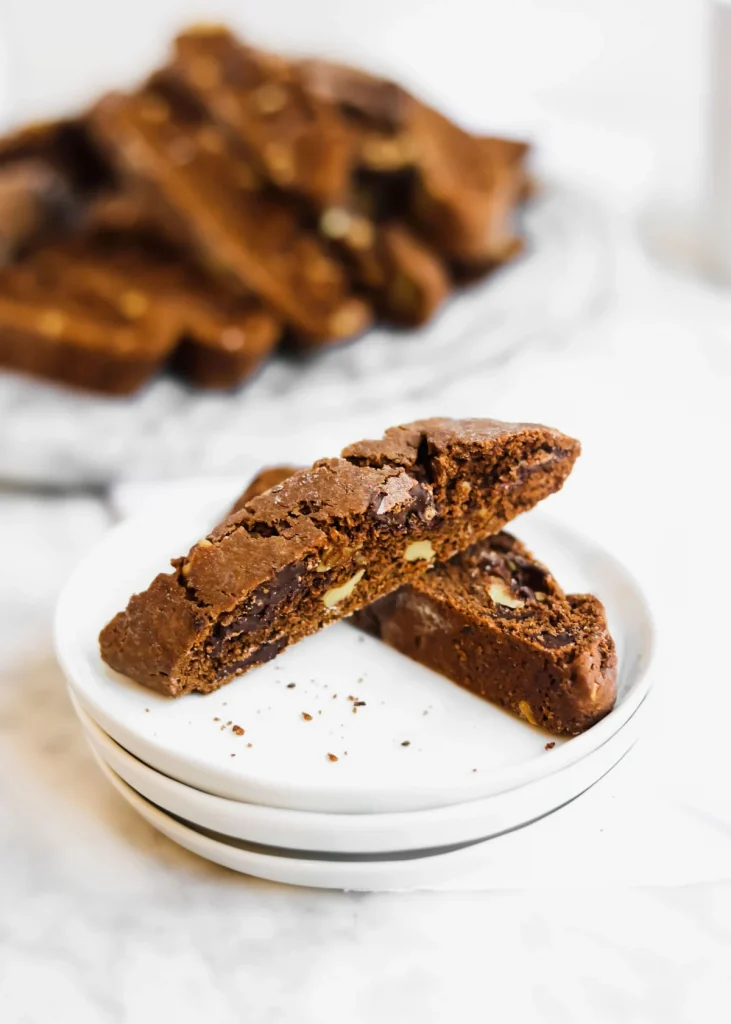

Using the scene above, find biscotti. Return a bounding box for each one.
[172,27,352,207]
[99,417,580,696]
[354,532,617,736]
[172,27,451,327]
[298,58,530,265]
[59,228,282,389]
[0,250,179,394]
[89,77,372,347]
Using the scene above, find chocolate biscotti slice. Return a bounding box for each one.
[354,532,617,736]
[100,417,580,696]
[50,224,282,389]
[172,27,450,329]
[0,248,179,394]
[88,77,372,348]
[298,58,530,266]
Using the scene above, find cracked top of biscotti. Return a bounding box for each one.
[99,417,580,696]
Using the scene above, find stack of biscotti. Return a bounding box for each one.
[98,417,616,740]
[0,23,530,394]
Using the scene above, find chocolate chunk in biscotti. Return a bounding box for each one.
[0,248,179,394]
[299,59,530,265]
[354,532,616,736]
[0,160,77,262]
[99,417,580,697]
[0,117,113,259]
[88,78,371,348]
[0,117,113,198]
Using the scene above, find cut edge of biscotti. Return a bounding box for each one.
[99,416,580,697]
[354,532,617,736]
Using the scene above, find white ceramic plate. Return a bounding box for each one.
[90,754,586,891]
[55,486,654,813]
[74,689,645,855]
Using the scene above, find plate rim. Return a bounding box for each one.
[74,687,643,854]
[93,755,512,890]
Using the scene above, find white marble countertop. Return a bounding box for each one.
[2,1,731,1018]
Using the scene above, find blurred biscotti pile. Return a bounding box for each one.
[0,25,531,395]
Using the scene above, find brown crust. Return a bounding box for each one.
[230,465,303,512]
[99,416,580,696]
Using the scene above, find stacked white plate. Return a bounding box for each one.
[54,486,654,890]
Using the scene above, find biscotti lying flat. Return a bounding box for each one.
[100,417,579,696]
[298,57,530,266]
[354,532,617,736]
[172,26,451,327]
[0,247,180,394]
[89,76,373,349]
[0,24,531,394]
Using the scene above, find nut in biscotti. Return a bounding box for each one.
[99,417,580,696]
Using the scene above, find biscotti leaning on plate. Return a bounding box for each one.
[99,416,579,696]
[235,467,617,736]
[354,532,616,736]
